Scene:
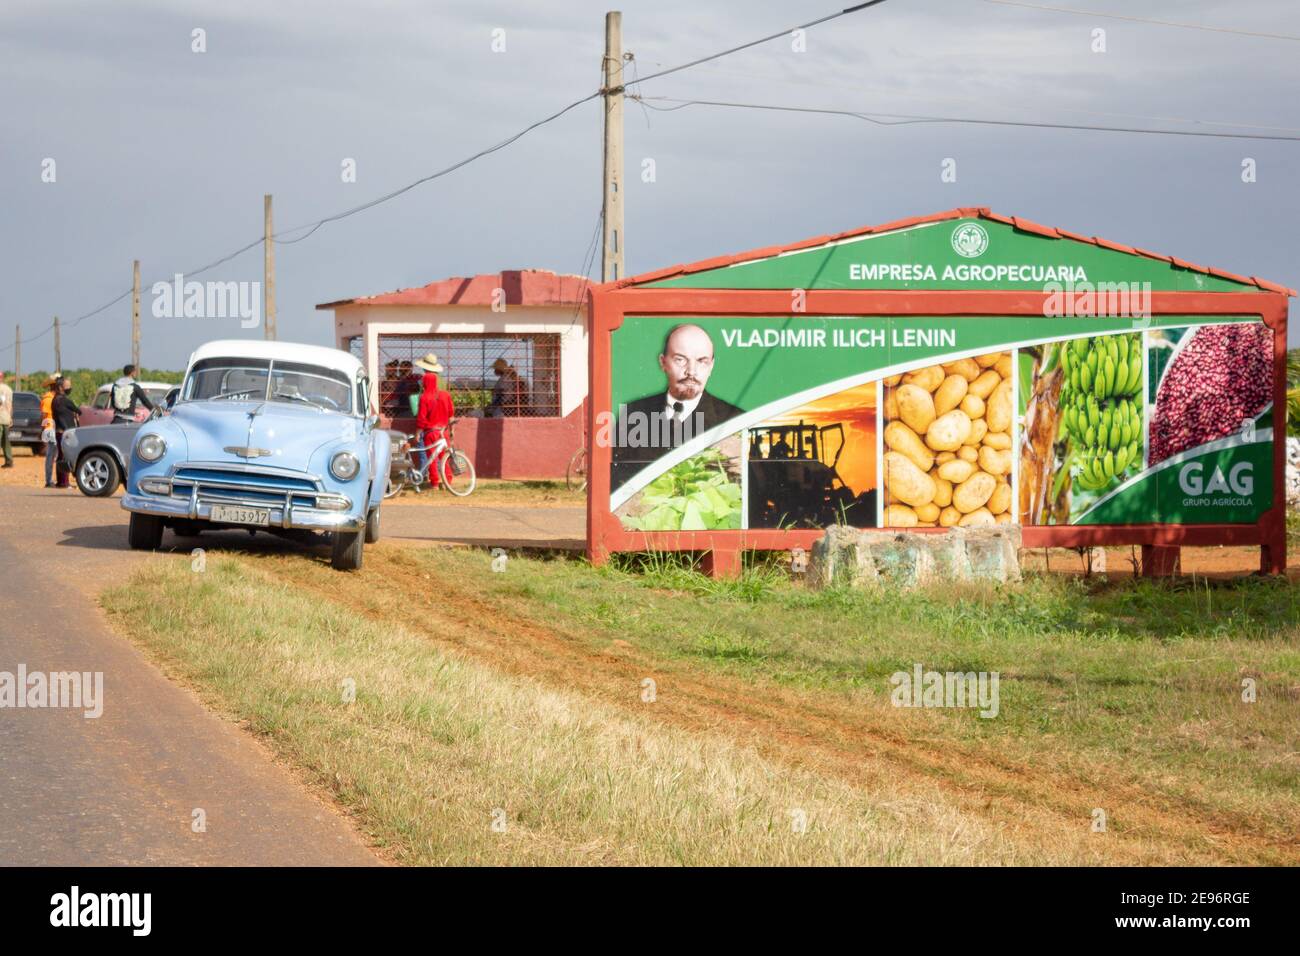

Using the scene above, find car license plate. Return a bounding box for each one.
[210,504,270,526]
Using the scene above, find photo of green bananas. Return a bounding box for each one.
[1057,333,1144,493]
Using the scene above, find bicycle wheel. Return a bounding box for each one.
[566,447,587,492]
[440,450,476,497]
[383,463,407,499]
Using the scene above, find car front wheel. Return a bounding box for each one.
[331,530,364,571]
[76,451,121,497]
[364,506,381,544]
[128,513,164,550]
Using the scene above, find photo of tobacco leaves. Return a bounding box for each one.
[1019,332,1145,525]
[617,442,743,531]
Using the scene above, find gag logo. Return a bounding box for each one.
[1178,461,1253,498]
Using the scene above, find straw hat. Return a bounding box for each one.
[413,353,444,374]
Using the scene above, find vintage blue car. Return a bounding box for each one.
[121,339,390,570]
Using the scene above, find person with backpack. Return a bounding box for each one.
[110,364,155,423]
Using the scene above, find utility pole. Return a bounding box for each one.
[14,326,20,392]
[601,11,625,283]
[53,316,61,373]
[132,259,141,370]
[264,194,277,340]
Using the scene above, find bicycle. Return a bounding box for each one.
[385,419,476,498]
[565,445,587,492]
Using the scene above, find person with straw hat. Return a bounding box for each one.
[414,354,453,486]
[488,357,528,417]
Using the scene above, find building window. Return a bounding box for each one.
[376,333,560,419]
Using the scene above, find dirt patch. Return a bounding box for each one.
[245,544,1298,865]
[1021,544,1300,579]
[384,478,581,509]
[0,447,77,491]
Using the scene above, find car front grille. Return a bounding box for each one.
[168,464,341,515]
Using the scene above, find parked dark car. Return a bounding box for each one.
[61,388,179,496]
[7,392,45,451]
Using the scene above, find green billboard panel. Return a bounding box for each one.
[606,315,1275,532]
[642,218,1259,293]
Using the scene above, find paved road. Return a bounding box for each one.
[0,484,583,864]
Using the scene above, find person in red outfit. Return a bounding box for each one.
[414,355,454,486]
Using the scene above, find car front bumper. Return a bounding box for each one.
[121,492,365,532]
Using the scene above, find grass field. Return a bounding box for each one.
[102,543,1300,866]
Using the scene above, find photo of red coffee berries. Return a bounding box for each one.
[1148,322,1272,466]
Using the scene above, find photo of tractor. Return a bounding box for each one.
[747,419,877,528]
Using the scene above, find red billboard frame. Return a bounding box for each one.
[586,287,1289,577]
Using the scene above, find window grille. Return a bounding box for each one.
[375,333,560,419]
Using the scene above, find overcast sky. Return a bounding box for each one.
[2,0,1297,371]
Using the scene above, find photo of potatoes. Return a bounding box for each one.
[881,353,1015,528]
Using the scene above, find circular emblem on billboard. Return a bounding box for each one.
[951,222,989,258]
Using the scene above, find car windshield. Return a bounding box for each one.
[184,358,353,413]
[13,394,39,413]
[145,387,172,405]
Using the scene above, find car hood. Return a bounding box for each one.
[170,400,358,468]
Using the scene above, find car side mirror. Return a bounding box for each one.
[366,413,380,430]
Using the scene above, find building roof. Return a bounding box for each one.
[187,339,364,378]
[615,207,1296,295]
[316,269,590,310]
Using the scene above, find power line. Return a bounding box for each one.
[6,2,891,357]
[566,208,604,335]
[982,0,1300,42]
[273,1,892,242]
[628,94,1300,141]
[626,1,890,88]
[653,60,1300,134]
[272,93,601,244]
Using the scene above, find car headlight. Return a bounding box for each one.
[137,434,167,462]
[330,451,360,480]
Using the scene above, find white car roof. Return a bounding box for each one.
[186,339,363,378]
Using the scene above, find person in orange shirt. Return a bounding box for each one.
[39,375,58,488]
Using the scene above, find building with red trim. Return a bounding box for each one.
[317,269,588,479]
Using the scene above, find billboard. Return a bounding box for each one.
[587,209,1290,575]
[605,315,1274,534]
